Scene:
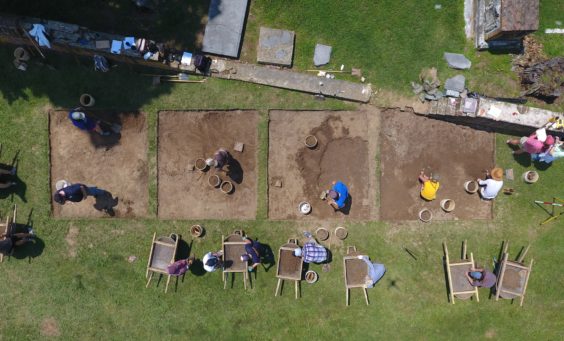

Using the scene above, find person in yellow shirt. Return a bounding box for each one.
[418,170,440,201]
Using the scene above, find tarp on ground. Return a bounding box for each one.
[202,0,249,58]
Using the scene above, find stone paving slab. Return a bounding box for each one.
[257,27,295,66]
[202,0,249,57]
[213,61,372,102]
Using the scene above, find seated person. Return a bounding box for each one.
[68,109,110,136]
[293,235,328,264]
[477,167,504,200]
[507,133,551,155]
[203,251,223,272]
[206,148,231,171]
[167,257,194,276]
[0,228,34,255]
[532,136,563,164]
[326,180,349,211]
[465,267,497,288]
[418,171,440,201]
[0,165,17,189]
[241,237,263,272]
[357,255,386,288]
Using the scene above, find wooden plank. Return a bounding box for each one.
[471,252,479,302]
[146,232,156,278]
[443,242,455,304]
[495,253,508,301]
[520,259,533,307]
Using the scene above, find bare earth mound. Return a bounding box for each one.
[50,110,148,218]
[268,108,378,220]
[158,110,258,219]
[380,109,494,220]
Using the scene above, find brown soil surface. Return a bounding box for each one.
[278,249,302,279]
[158,111,258,219]
[345,258,367,286]
[223,242,246,272]
[450,263,474,293]
[503,267,526,291]
[50,111,148,218]
[268,108,379,220]
[380,109,494,220]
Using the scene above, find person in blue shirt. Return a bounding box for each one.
[68,109,121,136]
[52,183,106,205]
[241,237,264,272]
[357,255,386,288]
[327,180,349,211]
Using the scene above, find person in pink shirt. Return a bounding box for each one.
[507,133,554,155]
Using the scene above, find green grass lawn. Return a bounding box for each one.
[1,1,564,339]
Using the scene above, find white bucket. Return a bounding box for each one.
[55,180,70,190]
[440,199,455,212]
[79,93,95,107]
[298,201,311,215]
[523,171,539,184]
[464,180,479,193]
[418,209,433,223]
[305,270,318,283]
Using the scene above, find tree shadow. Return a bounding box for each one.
[0,47,175,111]
[92,189,119,216]
[227,157,244,184]
[1,0,211,51]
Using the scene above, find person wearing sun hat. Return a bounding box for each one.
[477,167,504,200]
[68,108,117,136]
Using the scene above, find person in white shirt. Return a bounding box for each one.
[202,250,223,272]
[477,167,503,200]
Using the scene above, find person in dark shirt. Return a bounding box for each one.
[53,183,105,204]
[0,166,17,189]
[241,237,263,272]
[205,148,231,171]
[0,229,35,255]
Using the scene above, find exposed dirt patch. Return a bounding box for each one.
[158,111,258,219]
[380,109,494,220]
[49,111,148,218]
[65,225,79,258]
[40,317,60,337]
[345,258,367,285]
[485,329,497,339]
[269,108,379,220]
[278,249,302,279]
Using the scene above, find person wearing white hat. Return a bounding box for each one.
[205,148,231,171]
[68,108,120,136]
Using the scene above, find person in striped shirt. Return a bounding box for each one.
[293,234,328,264]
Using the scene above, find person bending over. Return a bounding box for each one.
[326,180,349,211]
[465,267,496,288]
[418,170,440,201]
[477,167,503,200]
